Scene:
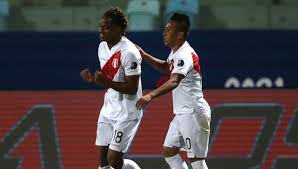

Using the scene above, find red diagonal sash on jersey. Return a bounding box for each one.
[102,51,121,81]
[192,52,201,75]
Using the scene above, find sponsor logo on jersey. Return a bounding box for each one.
[177,60,184,67]
[131,62,137,69]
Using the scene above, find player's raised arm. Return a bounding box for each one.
[136,44,169,74]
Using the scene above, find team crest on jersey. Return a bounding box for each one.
[177,59,184,67]
[130,62,137,69]
[112,58,119,68]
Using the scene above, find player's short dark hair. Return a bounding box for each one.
[170,13,190,38]
[103,7,128,35]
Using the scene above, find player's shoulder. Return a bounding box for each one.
[120,38,141,59]
[184,41,200,56]
[178,42,197,58]
[98,41,107,50]
[176,49,193,61]
[182,41,195,52]
[99,41,106,47]
[121,37,137,50]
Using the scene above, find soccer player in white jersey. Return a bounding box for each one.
[136,13,211,169]
[80,7,141,169]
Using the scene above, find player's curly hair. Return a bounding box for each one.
[103,7,128,35]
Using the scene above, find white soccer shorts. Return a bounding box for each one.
[163,107,211,158]
[95,115,141,153]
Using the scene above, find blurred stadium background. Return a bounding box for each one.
[0,0,298,169]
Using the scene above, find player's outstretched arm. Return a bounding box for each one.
[136,44,169,74]
[136,73,184,110]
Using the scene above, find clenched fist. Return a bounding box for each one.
[80,68,93,83]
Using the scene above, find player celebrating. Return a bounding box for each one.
[136,13,211,169]
[80,7,142,169]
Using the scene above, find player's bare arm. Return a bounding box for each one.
[136,73,184,110]
[80,68,94,83]
[95,70,139,95]
[136,44,169,74]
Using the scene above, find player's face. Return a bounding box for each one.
[163,21,179,48]
[99,16,121,42]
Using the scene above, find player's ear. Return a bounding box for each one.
[177,32,184,40]
[115,26,122,35]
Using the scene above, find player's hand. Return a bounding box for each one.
[136,94,152,110]
[94,70,110,87]
[80,68,93,83]
[135,44,147,58]
[94,70,104,84]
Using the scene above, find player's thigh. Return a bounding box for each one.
[95,115,114,146]
[163,115,184,155]
[109,118,141,153]
[179,113,210,158]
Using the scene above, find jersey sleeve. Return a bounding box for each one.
[122,51,142,76]
[171,51,192,76]
[97,43,104,69]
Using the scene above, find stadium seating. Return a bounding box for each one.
[72,7,103,31]
[22,7,72,31]
[5,6,35,31]
[0,0,9,30]
[5,0,298,31]
[165,0,199,29]
[279,0,298,4]
[88,0,127,12]
[20,0,63,7]
[63,0,88,6]
[270,5,298,29]
[201,0,265,5]
[200,5,268,29]
[127,0,160,31]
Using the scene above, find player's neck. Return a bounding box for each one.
[172,40,185,53]
[107,36,122,49]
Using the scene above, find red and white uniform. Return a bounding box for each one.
[98,37,143,121]
[167,41,204,114]
[164,41,211,158]
[95,37,143,153]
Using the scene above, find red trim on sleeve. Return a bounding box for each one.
[192,52,201,75]
[169,59,174,73]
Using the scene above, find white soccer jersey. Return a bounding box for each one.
[167,41,204,114]
[97,37,143,121]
